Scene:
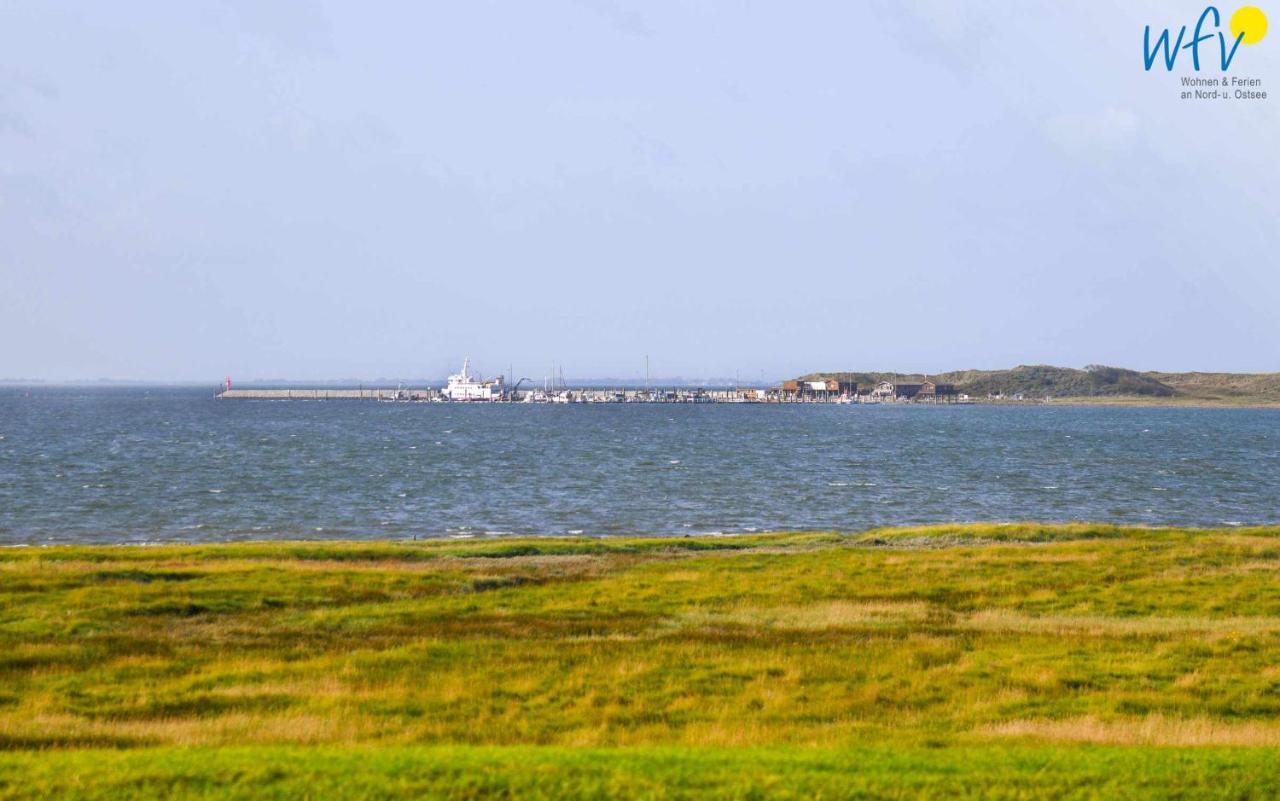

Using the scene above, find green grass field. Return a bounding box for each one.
[3,524,1280,798]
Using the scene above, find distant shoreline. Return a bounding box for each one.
[799,365,1280,407]
[7,385,1280,408]
[1039,396,1280,409]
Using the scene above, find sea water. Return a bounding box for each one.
[1,387,1277,543]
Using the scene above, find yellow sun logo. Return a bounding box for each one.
[1231,5,1268,44]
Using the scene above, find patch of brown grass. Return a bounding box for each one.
[979,715,1280,746]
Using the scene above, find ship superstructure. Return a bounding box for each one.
[442,358,504,401]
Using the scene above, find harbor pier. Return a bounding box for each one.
[216,388,435,401]
[213,361,974,404]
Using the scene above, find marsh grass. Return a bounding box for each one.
[2,524,1280,798]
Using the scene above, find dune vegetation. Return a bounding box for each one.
[2,524,1280,798]
[801,365,1280,404]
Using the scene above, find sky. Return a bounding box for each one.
[1,1,1277,382]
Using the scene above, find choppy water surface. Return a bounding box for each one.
[1,387,1277,543]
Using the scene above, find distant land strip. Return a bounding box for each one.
[798,365,1280,405]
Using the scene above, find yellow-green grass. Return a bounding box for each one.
[2,524,1280,798]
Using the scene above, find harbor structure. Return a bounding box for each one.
[868,380,959,402]
[918,380,959,401]
[780,379,857,401]
[871,381,919,400]
[213,362,970,404]
[215,387,434,401]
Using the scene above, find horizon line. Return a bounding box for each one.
[4,363,1280,386]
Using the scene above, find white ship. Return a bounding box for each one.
[442,358,504,401]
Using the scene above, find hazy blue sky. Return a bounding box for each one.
[2,2,1277,381]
